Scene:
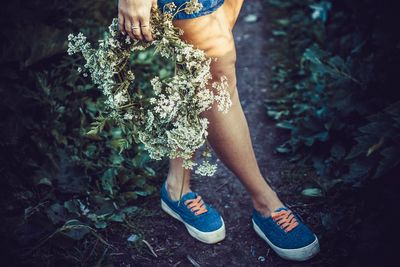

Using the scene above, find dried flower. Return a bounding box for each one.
[67,0,231,176]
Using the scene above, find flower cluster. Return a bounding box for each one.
[67,0,232,176]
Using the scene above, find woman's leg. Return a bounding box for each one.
[165,155,193,200]
[166,0,283,215]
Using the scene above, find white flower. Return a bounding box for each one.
[78,199,90,215]
[67,5,233,175]
[194,89,214,113]
[125,35,131,44]
[184,0,203,15]
[114,90,129,106]
[212,75,232,113]
[150,76,163,95]
[195,160,217,176]
[165,2,177,12]
[182,159,198,170]
[124,112,134,120]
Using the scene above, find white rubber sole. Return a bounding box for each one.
[161,200,226,244]
[252,219,320,261]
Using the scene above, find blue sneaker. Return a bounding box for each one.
[252,207,320,261]
[160,181,226,244]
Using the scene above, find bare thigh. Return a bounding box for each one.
[172,0,244,95]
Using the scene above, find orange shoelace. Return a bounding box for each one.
[184,195,208,216]
[271,209,299,232]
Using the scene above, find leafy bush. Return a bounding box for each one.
[0,0,168,264]
[266,0,400,190]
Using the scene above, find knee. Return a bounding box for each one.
[209,51,237,97]
[202,32,236,59]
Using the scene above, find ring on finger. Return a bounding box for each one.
[140,24,150,28]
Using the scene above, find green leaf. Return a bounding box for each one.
[358,122,390,136]
[136,191,151,197]
[109,213,125,222]
[272,30,287,36]
[60,220,91,241]
[328,56,346,70]
[276,19,290,26]
[121,191,138,200]
[122,206,139,215]
[36,177,53,187]
[64,200,80,214]
[345,135,377,160]
[267,110,289,120]
[46,203,67,224]
[110,153,124,166]
[144,166,156,176]
[110,138,130,153]
[86,117,106,137]
[244,14,258,23]
[301,136,315,146]
[127,234,140,243]
[101,168,117,195]
[301,188,323,197]
[94,221,108,229]
[276,145,291,154]
[276,121,295,130]
[159,68,170,79]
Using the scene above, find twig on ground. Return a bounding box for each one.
[131,254,152,262]
[215,180,229,192]
[187,254,202,267]
[172,260,182,267]
[109,253,124,256]
[83,239,99,265]
[142,239,158,258]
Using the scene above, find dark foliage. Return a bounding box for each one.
[266,0,400,190]
[266,0,400,265]
[0,1,167,265]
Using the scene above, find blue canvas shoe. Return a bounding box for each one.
[252,207,320,261]
[160,181,226,244]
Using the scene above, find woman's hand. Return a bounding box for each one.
[118,0,158,41]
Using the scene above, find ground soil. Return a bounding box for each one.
[113,1,326,266]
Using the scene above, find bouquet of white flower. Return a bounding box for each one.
[67,0,232,177]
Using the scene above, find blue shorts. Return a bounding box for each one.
[157,0,225,20]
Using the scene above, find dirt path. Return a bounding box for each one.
[119,1,320,266]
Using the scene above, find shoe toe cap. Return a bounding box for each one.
[273,223,317,249]
[192,208,224,232]
[288,224,316,248]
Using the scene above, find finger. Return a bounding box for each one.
[140,16,153,41]
[151,0,158,11]
[118,12,126,35]
[130,17,143,40]
[124,19,135,40]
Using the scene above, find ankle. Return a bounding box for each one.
[166,177,191,201]
[252,190,283,217]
